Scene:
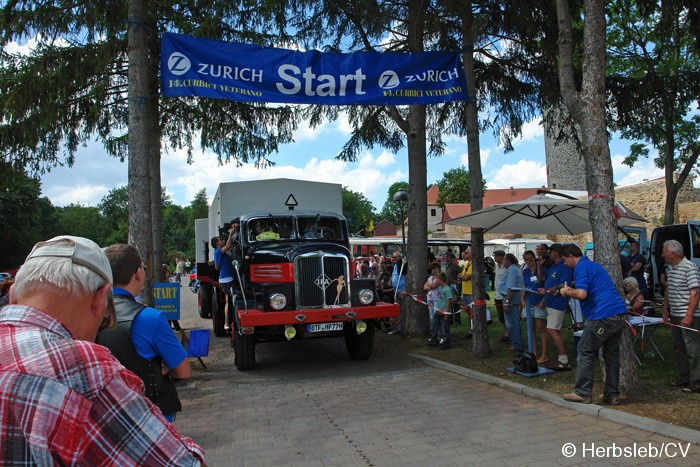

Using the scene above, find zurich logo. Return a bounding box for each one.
[315,274,332,290]
[167,52,191,76]
[378,70,400,89]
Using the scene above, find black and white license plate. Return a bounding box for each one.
[307,322,344,332]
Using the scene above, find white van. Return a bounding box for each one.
[649,221,700,300]
[484,238,553,259]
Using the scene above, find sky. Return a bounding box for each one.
[38,111,665,212]
[7,33,664,211]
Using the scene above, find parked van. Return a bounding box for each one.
[582,226,649,260]
[648,221,700,300]
[484,238,553,259]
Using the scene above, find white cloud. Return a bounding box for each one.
[514,117,543,144]
[486,159,547,188]
[45,184,112,206]
[612,153,665,187]
[459,147,494,167]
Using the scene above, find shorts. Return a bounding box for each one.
[546,307,565,330]
[220,281,234,294]
[532,305,548,320]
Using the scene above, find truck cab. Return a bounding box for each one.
[195,184,399,371]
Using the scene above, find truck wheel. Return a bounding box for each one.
[212,294,227,337]
[197,284,212,319]
[344,321,375,360]
[234,331,256,371]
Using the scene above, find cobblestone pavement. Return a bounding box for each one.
[173,282,697,466]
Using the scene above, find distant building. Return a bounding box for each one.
[373,219,398,237]
[544,105,587,191]
[426,184,443,232]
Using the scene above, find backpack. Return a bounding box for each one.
[512,351,538,373]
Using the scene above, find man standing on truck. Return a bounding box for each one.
[662,239,700,394]
[211,223,238,330]
[627,239,649,299]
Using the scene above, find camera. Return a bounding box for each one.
[553,282,574,296]
[218,220,237,243]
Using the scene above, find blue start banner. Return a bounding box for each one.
[154,282,180,321]
[161,33,467,105]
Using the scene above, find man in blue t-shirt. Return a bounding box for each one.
[99,244,190,422]
[211,223,238,330]
[536,244,573,369]
[559,244,627,405]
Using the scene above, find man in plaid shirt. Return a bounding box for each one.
[0,236,206,466]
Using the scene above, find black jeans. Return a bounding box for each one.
[574,313,625,398]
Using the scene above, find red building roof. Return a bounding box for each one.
[439,187,543,223]
[427,184,440,205]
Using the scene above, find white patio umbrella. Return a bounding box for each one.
[445,193,647,235]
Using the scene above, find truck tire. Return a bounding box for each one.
[344,321,375,360]
[234,331,256,371]
[197,284,212,319]
[212,293,227,337]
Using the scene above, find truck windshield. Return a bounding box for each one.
[248,217,294,241]
[298,216,342,241]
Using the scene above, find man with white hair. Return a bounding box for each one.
[662,239,700,394]
[0,236,206,465]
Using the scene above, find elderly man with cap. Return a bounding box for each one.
[536,243,573,369]
[0,236,206,465]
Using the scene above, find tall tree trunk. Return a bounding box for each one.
[402,0,429,336]
[127,0,154,304]
[461,1,489,357]
[148,24,163,283]
[556,0,639,392]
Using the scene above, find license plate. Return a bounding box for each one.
[307,322,344,332]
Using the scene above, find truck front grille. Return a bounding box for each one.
[295,253,350,308]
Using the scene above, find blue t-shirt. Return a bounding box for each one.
[573,257,627,320]
[392,263,406,292]
[214,247,234,283]
[497,264,523,303]
[522,267,545,306]
[628,252,648,293]
[435,284,453,313]
[543,260,572,311]
[113,289,187,371]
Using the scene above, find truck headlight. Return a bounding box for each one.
[358,288,374,305]
[269,293,287,310]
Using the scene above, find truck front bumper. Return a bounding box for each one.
[237,301,400,327]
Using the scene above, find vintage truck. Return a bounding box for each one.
[194,179,400,370]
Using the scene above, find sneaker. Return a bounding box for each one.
[598,394,621,406]
[562,393,592,404]
[681,385,699,394]
[224,324,230,330]
[437,340,451,350]
[387,329,401,335]
[427,338,438,347]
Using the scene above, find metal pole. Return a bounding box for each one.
[400,203,406,255]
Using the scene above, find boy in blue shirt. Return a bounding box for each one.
[429,273,453,350]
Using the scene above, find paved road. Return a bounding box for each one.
[172,281,697,466]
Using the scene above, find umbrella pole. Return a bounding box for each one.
[526,303,535,354]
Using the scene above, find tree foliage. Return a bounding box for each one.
[341,186,376,236]
[0,163,60,269]
[435,166,486,208]
[607,0,700,224]
[378,181,409,226]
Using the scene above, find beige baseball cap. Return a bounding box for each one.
[26,235,116,329]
